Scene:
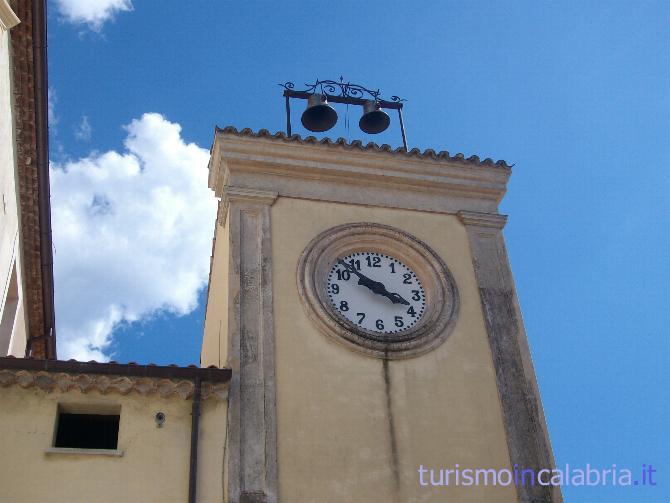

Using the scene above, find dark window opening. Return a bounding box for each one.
[55,413,120,449]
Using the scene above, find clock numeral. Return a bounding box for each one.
[356,312,366,324]
[394,316,404,328]
[411,290,421,301]
[348,259,361,270]
[376,319,385,330]
[403,273,412,284]
[365,256,381,268]
[336,269,351,281]
[389,262,396,273]
[407,306,417,317]
[339,300,349,312]
[331,284,340,294]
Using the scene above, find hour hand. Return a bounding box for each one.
[383,291,410,305]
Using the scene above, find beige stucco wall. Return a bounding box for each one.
[0,21,27,357]
[0,385,227,502]
[202,216,230,368]
[271,197,515,502]
[6,292,25,353]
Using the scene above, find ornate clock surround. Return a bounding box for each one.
[297,222,459,359]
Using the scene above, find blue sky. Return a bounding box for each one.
[47,1,669,501]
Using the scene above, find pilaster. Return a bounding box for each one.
[458,211,562,503]
[226,186,278,503]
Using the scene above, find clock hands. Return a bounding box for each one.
[382,291,410,305]
[337,259,410,305]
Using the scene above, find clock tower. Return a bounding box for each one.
[202,127,561,503]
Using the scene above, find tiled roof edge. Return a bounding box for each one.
[0,357,231,383]
[215,126,511,169]
[0,368,228,401]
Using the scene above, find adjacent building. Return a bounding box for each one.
[0,0,56,359]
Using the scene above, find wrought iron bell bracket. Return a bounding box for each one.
[279,78,408,151]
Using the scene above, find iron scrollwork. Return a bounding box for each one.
[279,77,405,104]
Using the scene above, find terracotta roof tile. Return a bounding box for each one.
[215,126,512,169]
[0,358,229,400]
[0,357,230,382]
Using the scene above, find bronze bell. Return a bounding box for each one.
[359,100,390,134]
[301,94,338,132]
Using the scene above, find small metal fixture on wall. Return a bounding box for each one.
[279,77,408,150]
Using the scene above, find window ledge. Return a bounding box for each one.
[45,447,124,457]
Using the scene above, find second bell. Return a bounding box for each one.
[359,100,390,135]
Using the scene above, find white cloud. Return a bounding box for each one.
[48,87,58,127]
[54,0,133,31]
[51,113,217,361]
[48,87,66,161]
[74,116,92,141]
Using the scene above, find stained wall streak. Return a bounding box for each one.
[458,211,561,503]
[480,288,553,502]
[382,358,401,497]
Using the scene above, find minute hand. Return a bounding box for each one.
[337,260,410,305]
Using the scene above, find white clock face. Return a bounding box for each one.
[326,252,426,334]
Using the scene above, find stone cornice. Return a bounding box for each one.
[0,369,228,401]
[457,211,508,229]
[209,128,512,215]
[224,186,278,205]
[0,0,19,30]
